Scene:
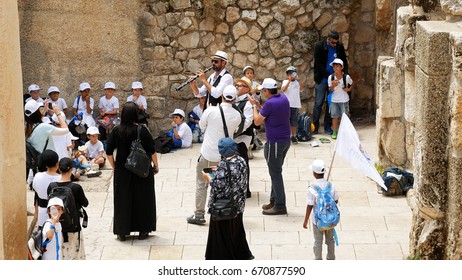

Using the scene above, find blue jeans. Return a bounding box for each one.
[264,141,291,208]
[313,81,332,132]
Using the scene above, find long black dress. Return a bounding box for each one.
[205,155,253,260]
[106,125,156,236]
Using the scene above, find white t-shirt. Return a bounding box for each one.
[32,172,61,226]
[41,220,63,260]
[177,122,192,148]
[306,178,339,224]
[26,97,45,104]
[198,68,233,100]
[127,95,147,109]
[281,79,301,108]
[192,104,204,119]
[72,96,96,127]
[50,98,68,111]
[328,74,353,103]
[52,133,73,160]
[98,96,120,112]
[85,140,104,159]
[234,95,254,148]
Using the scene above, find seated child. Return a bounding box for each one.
[84,126,106,168]
[188,94,205,143]
[97,81,120,142]
[168,109,192,149]
[42,197,64,260]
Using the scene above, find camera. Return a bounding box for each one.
[48,103,53,110]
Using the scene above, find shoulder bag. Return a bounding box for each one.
[124,125,151,178]
[210,160,238,221]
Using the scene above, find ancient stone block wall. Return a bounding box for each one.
[19,0,378,135]
[375,1,462,259]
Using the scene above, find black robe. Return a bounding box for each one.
[106,125,156,235]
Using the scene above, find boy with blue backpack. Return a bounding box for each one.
[303,159,340,260]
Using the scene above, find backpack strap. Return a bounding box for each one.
[218,105,229,138]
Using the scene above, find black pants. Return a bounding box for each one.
[236,142,250,196]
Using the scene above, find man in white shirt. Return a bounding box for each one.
[189,50,233,109]
[187,85,242,225]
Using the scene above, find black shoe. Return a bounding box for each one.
[117,235,126,241]
[246,191,252,198]
[138,232,149,240]
[291,136,298,144]
[262,206,288,215]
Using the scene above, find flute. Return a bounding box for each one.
[175,66,213,92]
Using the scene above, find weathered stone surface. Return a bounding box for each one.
[314,11,332,30]
[404,70,416,124]
[354,25,376,44]
[235,35,258,53]
[232,52,248,69]
[377,58,402,118]
[242,10,257,21]
[292,28,318,53]
[278,0,301,13]
[376,0,392,30]
[248,25,262,41]
[330,14,349,32]
[170,0,192,10]
[226,6,240,22]
[265,21,282,39]
[257,14,273,28]
[143,75,170,97]
[238,0,258,9]
[259,57,276,70]
[285,16,298,35]
[381,119,407,166]
[178,17,193,30]
[232,20,249,40]
[178,32,200,48]
[269,36,293,58]
[440,0,462,16]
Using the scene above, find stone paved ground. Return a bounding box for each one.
[27,124,412,260]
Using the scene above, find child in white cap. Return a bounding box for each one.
[41,197,64,260]
[84,126,106,169]
[168,108,192,148]
[97,81,120,141]
[127,81,149,124]
[303,159,339,260]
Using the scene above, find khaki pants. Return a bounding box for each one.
[194,154,218,216]
[313,224,335,260]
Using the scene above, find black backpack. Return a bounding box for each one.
[380,167,414,196]
[27,221,51,260]
[296,113,312,141]
[154,134,174,154]
[48,183,81,233]
[25,138,49,178]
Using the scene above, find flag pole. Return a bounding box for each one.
[327,148,337,181]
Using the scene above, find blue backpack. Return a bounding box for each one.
[311,182,340,245]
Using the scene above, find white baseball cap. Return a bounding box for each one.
[243,65,254,73]
[309,159,326,174]
[222,85,238,101]
[329,58,344,67]
[169,108,185,118]
[47,197,64,208]
[104,82,116,89]
[47,86,60,95]
[24,99,44,117]
[86,126,100,135]
[28,84,41,93]
[257,78,278,90]
[211,50,228,62]
[132,81,143,89]
[51,111,66,124]
[79,82,91,91]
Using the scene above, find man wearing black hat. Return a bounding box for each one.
[312,31,348,135]
[189,50,233,110]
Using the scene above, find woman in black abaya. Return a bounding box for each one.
[204,137,253,260]
[106,102,159,241]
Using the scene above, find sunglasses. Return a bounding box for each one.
[211,59,221,64]
[330,39,338,45]
[235,84,248,88]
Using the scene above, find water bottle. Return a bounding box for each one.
[50,206,58,219]
[291,72,297,78]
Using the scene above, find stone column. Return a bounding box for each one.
[0,0,27,259]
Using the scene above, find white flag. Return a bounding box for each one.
[334,113,387,190]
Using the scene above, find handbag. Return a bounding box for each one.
[210,160,238,221]
[124,125,151,178]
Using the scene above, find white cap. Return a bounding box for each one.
[24,99,44,117]
[79,82,91,91]
[309,159,326,174]
[222,85,238,101]
[286,66,297,73]
[104,82,116,89]
[329,58,344,67]
[70,135,79,141]
[132,81,143,89]
[47,86,60,95]
[257,78,278,90]
[211,50,228,62]
[169,108,185,118]
[28,84,41,93]
[243,65,254,73]
[86,126,99,135]
[47,197,64,208]
[51,111,66,124]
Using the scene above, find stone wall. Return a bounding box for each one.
[19,0,379,135]
[375,1,462,259]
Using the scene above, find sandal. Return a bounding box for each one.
[319,138,331,144]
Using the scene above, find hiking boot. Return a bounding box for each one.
[262,206,288,215]
[332,131,338,139]
[261,201,274,210]
[291,136,298,144]
[186,214,206,225]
